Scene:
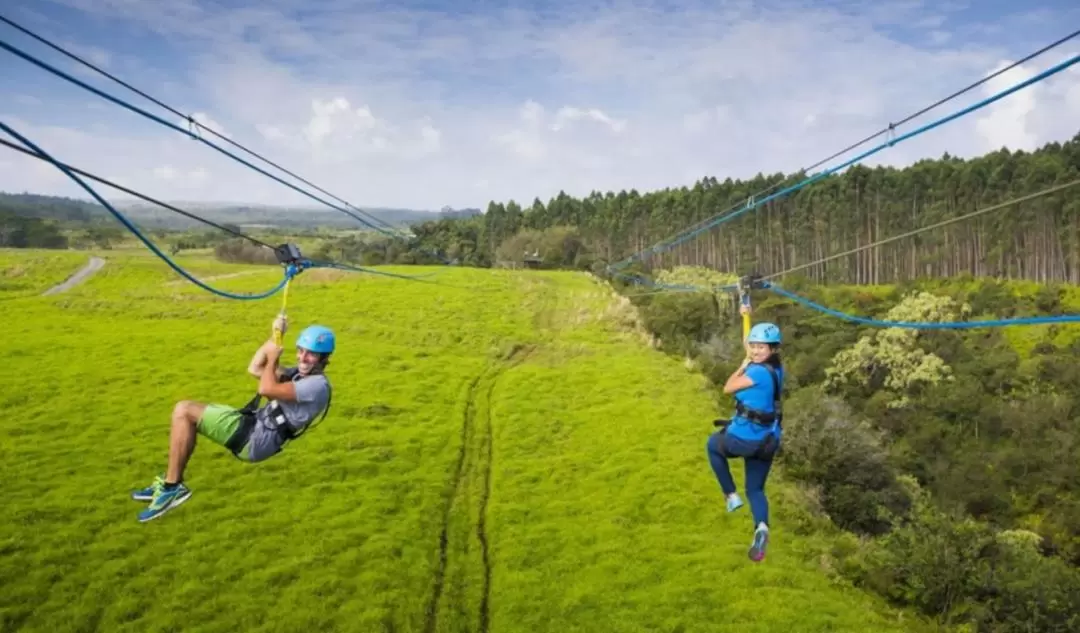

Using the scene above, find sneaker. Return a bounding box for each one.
[131,476,163,501]
[749,523,769,562]
[137,477,192,522]
[726,493,744,513]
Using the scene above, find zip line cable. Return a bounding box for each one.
[0,12,404,238]
[0,118,444,296]
[0,136,276,250]
[760,178,1080,282]
[610,27,1080,271]
[0,36,449,259]
[611,177,1080,329]
[0,118,289,300]
[762,282,1080,329]
[607,52,1080,270]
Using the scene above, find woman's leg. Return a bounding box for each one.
[744,456,773,526]
[744,455,773,561]
[706,432,743,511]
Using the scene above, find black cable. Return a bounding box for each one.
[0,136,277,249]
[0,12,402,235]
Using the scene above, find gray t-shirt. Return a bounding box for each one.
[247,370,331,462]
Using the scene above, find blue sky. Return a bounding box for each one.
[1,0,1078,211]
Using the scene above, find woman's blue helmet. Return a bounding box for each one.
[747,322,781,344]
[297,325,335,354]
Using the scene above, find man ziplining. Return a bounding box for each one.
[130,317,335,522]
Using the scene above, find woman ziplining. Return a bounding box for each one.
[706,277,784,562]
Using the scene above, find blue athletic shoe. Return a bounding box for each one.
[137,477,192,522]
[749,523,769,562]
[131,476,162,501]
[726,493,744,513]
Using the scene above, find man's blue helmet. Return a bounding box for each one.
[297,325,335,354]
[747,322,781,344]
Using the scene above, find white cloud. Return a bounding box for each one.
[974,52,1080,153]
[0,0,1078,214]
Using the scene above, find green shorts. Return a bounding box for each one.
[197,403,252,461]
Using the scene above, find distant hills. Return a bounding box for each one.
[0,191,482,231]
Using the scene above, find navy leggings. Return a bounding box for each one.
[706,431,773,526]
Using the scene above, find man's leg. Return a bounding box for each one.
[167,400,205,484]
[133,401,241,522]
[132,400,206,497]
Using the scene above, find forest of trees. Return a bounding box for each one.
[381,130,1080,286]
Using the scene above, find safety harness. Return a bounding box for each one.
[712,362,784,460]
[224,367,333,460]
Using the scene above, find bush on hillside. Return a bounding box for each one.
[495,225,591,269]
[633,291,722,356]
[214,238,279,265]
[848,481,1080,633]
[0,213,69,249]
[824,291,967,409]
[780,387,911,535]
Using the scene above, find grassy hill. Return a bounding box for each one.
[0,248,940,633]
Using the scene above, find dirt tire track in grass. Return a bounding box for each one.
[425,344,533,633]
[478,344,534,633]
[41,256,105,296]
[425,370,483,633]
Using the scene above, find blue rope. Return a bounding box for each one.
[0,37,450,263]
[608,53,1080,271]
[764,282,1080,329]
[0,118,291,300]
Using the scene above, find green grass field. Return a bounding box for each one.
[0,248,943,633]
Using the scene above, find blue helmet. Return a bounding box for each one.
[747,322,781,344]
[296,325,335,354]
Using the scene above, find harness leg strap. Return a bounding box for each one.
[224,413,257,457]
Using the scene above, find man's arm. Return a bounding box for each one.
[248,316,288,378]
[257,342,298,402]
[248,344,271,378]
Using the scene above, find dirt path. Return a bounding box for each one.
[42,256,105,296]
